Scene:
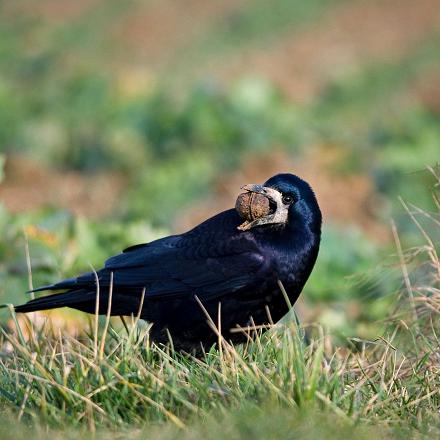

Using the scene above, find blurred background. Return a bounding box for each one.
[0,0,439,338]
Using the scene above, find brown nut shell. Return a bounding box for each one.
[235,192,271,221]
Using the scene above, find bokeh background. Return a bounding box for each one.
[0,0,439,338]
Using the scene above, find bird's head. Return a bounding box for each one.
[237,173,322,233]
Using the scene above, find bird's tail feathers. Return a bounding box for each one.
[14,289,141,316]
[27,277,79,294]
[15,289,96,314]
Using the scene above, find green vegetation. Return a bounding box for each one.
[0,188,439,437]
[1,0,440,437]
[1,170,439,438]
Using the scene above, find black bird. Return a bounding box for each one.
[14,174,322,348]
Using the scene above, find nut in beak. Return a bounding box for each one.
[236,184,288,231]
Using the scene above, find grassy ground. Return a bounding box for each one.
[0,170,439,438]
[1,0,440,437]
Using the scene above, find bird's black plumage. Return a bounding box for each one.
[15,174,322,348]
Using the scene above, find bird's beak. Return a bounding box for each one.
[241,184,282,204]
[238,184,289,231]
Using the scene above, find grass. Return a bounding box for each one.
[1,2,440,436]
[0,296,438,437]
[0,171,439,438]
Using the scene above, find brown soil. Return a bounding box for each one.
[111,0,247,69]
[411,67,440,114]
[203,0,440,102]
[1,149,388,240]
[2,0,99,22]
[7,0,439,98]
[0,156,126,219]
[175,147,390,241]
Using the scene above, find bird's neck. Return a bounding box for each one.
[256,220,321,288]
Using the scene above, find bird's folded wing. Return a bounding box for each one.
[31,210,270,302]
[100,232,268,301]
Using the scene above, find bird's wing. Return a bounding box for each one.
[98,210,269,301]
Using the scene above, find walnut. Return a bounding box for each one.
[235,192,271,221]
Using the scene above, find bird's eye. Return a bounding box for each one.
[282,195,293,204]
